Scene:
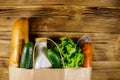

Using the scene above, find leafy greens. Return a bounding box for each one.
[48,37,84,68]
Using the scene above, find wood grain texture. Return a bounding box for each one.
[0,0,120,8]
[0,4,120,80]
[1,32,120,61]
[1,58,120,69]
[0,6,120,33]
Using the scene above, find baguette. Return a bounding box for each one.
[9,18,29,67]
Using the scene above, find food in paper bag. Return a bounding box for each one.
[20,42,34,69]
[9,67,92,80]
[48,49,62,68]
[33,36,92,69]
[34,38,52,69]
[9,36,92,80]
[9,18,29,67]
[48,37,84,68]
[9,18,92,80]
[77,35,92,67]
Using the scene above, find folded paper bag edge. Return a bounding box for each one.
[65,67,92,80]
[9,67,34,80]
[9,67,92,80]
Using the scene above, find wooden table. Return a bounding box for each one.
[0,0,120,80]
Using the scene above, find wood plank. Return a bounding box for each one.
[0,58,8,68]
[29,7,120,33]
[93,61,120,70]
[0,17,16,32]
[0,58,8,80]
[92,69,120,80]
[0,68,8,80]
[0,0,120,8]
[0,32,120,61]
[1,58,120,69]
[1,32,120,42]
[0,7,120,33]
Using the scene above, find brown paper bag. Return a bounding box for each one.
[9,67,34,80]
[9,37,92,80]
[9,67,92,80]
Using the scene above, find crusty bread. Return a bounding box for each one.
[9,18,29,67]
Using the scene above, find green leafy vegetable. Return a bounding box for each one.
[48,37,84,68]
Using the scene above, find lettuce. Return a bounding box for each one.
[49,37,84,68]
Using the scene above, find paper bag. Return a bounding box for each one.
[9,67,92,80]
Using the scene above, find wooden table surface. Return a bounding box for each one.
[0,0,120,80]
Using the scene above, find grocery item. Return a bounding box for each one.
[48,49,62,68]
[34,38,52,69]
[9,18,29,67]
[48,37,84,68]
[20,42,34,69]
[78,35,92,67]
